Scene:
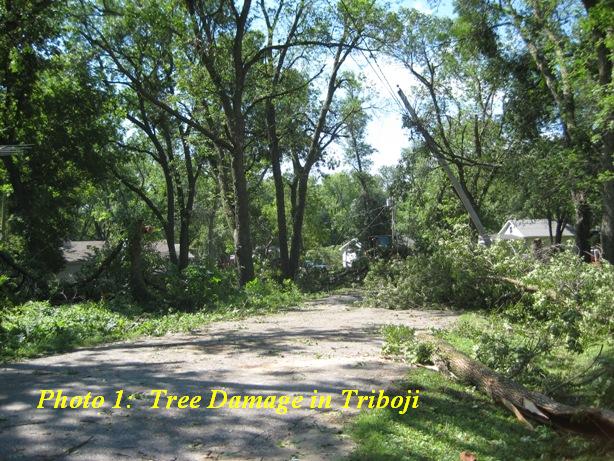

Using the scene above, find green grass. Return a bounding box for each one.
[346,368,609,461]
[0,282,311,362]
[440,313,614,409]
[347,321,613,460]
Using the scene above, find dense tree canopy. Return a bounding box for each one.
[1,0,612,297]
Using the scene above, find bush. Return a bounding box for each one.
[241,278,301,308]
[381,324,434,365]
[367,228,614,407]
[0,277,309,362]
[0,301,128,359]
[364,229,517,309]
[163,264,237,310]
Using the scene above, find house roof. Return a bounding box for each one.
[61,240,194,263]
[61,241,106,263]
[148,241,195,259]
[497,219,575,240]
[340,238,362,251]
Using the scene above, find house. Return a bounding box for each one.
[495,219,575,243]
[60,240,107,279]
[340,238,362,269]
[58,240,194,280]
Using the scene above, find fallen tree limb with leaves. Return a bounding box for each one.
[485,275,560,300]
[417,332,614,438]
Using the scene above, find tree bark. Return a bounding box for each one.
[418,333,614,437]
[573,191,592,262]
[582,0,614,263]
[289,171,309,277]
[266,100,291,279]
[505,2,594,259]
[127,219,151,304]
[230,141,255,286]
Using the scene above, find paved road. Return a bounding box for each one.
[0,295,458,460]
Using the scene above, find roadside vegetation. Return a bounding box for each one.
[351,233,614,459]
[364,233,613,410]
[0,277,308,362]
[347,368,608,461]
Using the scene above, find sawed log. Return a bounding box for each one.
[417,333,614,437]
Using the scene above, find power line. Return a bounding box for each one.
[337,0,405,112]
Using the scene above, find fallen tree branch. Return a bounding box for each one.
[417,333,614,437]
[486,275,559,300]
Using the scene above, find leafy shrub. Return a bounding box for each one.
[364,229,516,309]
[242,278,304,311]
[0,277,309,362]
[163,264,237,310]
[381,324,434,365]
[369,228,614,407]
[0,301,127,359]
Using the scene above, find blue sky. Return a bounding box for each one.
[360,0,454,172]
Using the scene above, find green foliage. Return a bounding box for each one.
[0,278,308,362]
[368,231,614,407]
[0,301,128,359]
[163,264,237,311]
[241,278,304,310]
[444,314,614,409]
[346,368,609,461]
[381,324,416,357]
[381,324,434,365]
[364,229,516,309]
[303,246,343,271]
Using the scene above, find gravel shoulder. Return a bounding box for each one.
[0,294,458,461]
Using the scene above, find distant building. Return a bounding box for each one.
[60,240,107,279]
[340,238,362,269]
[59,240,194,280]
[370,235,392,249]
[495,219,575,243]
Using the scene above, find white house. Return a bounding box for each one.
[496,219,575,243]
[340,238,362,269]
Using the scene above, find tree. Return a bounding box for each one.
[263,0,397,278]
[581,0,614,262]
[456,0,605,260]
[389,8,507,237]
[1,0,116,273]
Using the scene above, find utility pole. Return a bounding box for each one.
[397,88,491,246]
[387,197,396,249]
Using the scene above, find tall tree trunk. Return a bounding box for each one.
[289,172,309,278]
[555,216,567,246]
[211,152,237,235]
[127,219,151,304]
[509,7,594,259]
[178,211,190,271]
[207,204,216,266]
[602,179,614,262]
[582,0,614,263]
[265,100,291,278]
[573,191,592,262]
[160,163,178,266]
[230,143,254,286]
